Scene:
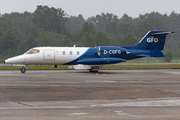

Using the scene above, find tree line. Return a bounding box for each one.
[0,5,179,62]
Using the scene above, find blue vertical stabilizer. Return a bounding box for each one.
[122,30,175,51]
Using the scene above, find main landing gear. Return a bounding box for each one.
[89,66,99,73]
[20,67,26,73]
[89,69,98,73]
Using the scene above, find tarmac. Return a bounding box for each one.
[0,69,180,120]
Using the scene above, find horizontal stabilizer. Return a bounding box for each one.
[137,52,165,57]
[151,31,175,35]
[77,58,127,65]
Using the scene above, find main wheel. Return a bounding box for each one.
[20,67,26,73]
[89,69,98,73]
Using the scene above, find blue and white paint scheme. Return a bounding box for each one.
[4,30,175,73]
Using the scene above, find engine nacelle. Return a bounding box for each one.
[97,46,127,58]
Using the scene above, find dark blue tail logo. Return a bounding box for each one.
[123,30,175,51]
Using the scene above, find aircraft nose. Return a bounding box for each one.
[4,59,10,64]
[4,55,25,64]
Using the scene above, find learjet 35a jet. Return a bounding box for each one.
[4,30,175,73]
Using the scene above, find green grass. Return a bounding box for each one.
[0,64,180,70]
[0,65,70,70]
[100,64,180,70]
[125,59,180,63]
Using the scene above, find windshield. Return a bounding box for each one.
[25,49,40,54]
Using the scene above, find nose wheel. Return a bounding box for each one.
[20,67,26,73]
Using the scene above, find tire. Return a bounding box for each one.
[89,69,98,73]
[21,67,26,73]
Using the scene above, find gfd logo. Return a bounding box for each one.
[147,37,158,43]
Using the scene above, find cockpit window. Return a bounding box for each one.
[26,49,40,54]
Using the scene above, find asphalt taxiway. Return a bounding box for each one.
[0,69,180,120]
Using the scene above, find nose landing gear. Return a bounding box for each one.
[20,67,26,73]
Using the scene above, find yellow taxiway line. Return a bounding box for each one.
[27,92,72,94]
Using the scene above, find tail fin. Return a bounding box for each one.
[123,30,175,51]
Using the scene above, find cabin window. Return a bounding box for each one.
[70,51,72,55]
[62,51,65,55]
[26,49,39,54]
[77,51,79,55]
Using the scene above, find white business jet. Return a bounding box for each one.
[4,30,175,73]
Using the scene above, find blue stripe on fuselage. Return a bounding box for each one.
[63,47,145,65]
[63,47,95,65]
[78,47,99,59]
[63,47,162,65]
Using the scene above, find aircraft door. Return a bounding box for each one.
[43,50,55,60]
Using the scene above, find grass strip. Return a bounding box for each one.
[0,65,69,70]
[100,64,180,70]
[0,64,180,70]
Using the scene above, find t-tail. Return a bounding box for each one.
[122,30,175,57]
[123,30,175,51]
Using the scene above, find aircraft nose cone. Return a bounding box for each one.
[4,59,10,64]
[4,55,26,64]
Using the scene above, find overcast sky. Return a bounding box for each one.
[0,0,180,19]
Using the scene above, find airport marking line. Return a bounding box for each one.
[1,115,180,119]
[96,90,141,93]
[27,92,72,94]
